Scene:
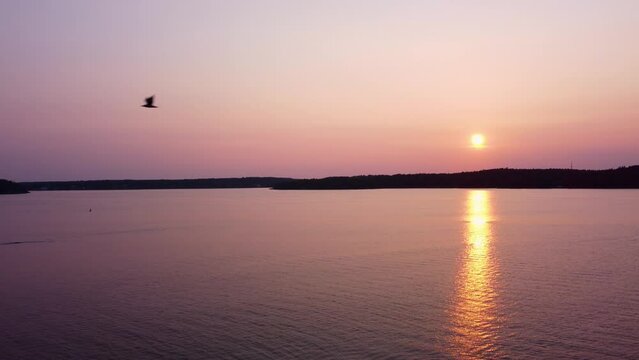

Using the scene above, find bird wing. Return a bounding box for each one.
[145,96,154,106]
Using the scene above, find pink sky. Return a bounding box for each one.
[1,1,638,181]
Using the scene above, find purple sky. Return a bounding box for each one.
[1,1,638,181]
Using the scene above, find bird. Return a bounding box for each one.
[142,95,158,108]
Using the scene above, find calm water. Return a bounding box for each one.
[1,189,638,359]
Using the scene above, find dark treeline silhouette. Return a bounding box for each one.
[272,166,639,190]
[23,177,293,191]
[0,179,29,194]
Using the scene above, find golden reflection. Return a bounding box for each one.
[449,190,501,359]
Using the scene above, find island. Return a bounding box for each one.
[272,166,639,190]
[0,179,29,194]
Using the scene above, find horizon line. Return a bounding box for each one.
[15,165,638,184]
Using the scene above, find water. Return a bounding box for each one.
[0,189,638,359]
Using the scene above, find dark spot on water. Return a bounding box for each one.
[0,240,53,246]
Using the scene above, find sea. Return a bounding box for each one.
[1,189,638,359]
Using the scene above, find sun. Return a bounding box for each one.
[470,133,486,149]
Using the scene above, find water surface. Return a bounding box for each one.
[1,189,638,359]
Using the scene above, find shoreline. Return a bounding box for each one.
[12,166,639,191]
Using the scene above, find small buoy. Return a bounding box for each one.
[89,208,92,212]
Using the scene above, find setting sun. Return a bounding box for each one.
[471,134,486,149]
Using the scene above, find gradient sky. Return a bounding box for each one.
[2,0,638,181]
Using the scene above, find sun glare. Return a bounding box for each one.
[471,134,486,149]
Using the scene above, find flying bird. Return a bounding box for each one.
[142,95,158,108]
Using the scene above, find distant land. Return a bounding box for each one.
[22,177,293,191]
[273,166,639,190]
[0,179,29,194]
[14,166,639,192]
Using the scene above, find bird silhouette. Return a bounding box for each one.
[142,95,158,108]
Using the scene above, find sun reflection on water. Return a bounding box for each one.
[449,190,501,359]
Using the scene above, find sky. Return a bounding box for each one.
[1,0,638,181]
